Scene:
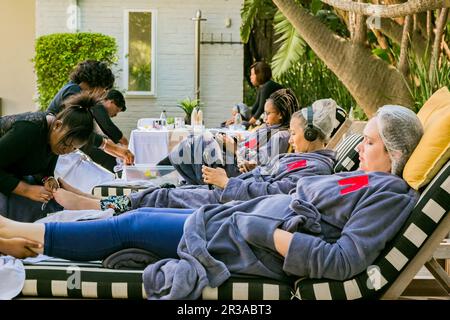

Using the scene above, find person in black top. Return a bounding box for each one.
[47,60,134,166]
[247,61,283,126]
[81,89,129,172]
[0,93,97,224]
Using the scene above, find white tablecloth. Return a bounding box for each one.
[129,128,191,164]
[129,128,252,165]
[129,129,169,164]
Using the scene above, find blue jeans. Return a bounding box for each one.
[44,208,194,261]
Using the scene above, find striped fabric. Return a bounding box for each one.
[293,160,450,300]
[22,258,146,299]
[202,277,293,300]
[330,107,348,138]
[92,184,148,197]
[22,258,292,300]
[334,134,363,173]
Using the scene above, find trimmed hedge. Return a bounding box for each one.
[33,33,118,110]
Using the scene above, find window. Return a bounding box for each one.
[124,10,156,95]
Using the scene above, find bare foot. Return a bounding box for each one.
[53,188,100,210]
[0,214,9,236]
[57,178,99,199]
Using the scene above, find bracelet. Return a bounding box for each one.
[99,137,107,151]
[42,176,53,184]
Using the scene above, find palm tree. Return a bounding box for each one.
[243,0,449,117]
[272,0,413,117]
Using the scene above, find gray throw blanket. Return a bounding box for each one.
[143,171,418,300]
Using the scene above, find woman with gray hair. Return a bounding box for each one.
[358,105,423,176]
[0,105,424,300]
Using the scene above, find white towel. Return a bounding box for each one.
[35,209,114,223]
[0,256,25,300]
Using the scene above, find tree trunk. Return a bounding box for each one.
[320,0,449,18]
[272,0,413,117]
[398,15,412,76]
[354,0,367,44]
[378,18,429,59]
[429,8,449,85]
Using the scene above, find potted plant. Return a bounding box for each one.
[176,97,201,125]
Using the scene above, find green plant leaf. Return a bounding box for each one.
[271,10,306,78]
[33,33,118,110]
[240,0,274,43]
[310,0,323,15]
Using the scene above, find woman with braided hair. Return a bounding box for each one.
[163,88,298,186]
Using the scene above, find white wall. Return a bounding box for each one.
[36,0,244,137]
[0,0,36,115]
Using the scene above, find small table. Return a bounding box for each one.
[129,128,191,164]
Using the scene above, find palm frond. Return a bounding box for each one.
[240,0,272,43]
[271,10,306,77]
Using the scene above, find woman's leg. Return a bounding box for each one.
[0,215,45,254]
[58,178,99,199]
[53,188,101,210]
[0,208,193,258]
[44,208,190,261]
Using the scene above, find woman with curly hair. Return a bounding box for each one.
[47,60,134,166]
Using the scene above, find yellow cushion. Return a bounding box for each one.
[403,86,450,190]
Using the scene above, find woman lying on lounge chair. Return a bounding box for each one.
[0,105,424,300]
[52,98,340,212]
[166,88,298,185]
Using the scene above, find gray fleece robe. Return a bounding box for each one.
[129,150,336,209]
[143,171,418,300]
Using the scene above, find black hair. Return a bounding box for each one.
[105,89,126,111]
[69,60,115,89]
[55,92,97,148]
[250,61,272,86]
[267,88,299,128]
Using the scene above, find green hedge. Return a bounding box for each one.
[33,33,118,110]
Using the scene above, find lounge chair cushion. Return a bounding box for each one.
[22,258,293,300]
[333,134,363,173]
[403,86,450,190]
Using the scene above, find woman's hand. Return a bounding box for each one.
[222,135,237,155]
[273,229,293,257]
[238,160,257,173]
[225,118,235,126]
[43,177,59,192]
[121,149,135,165]
[14,182,53,203]
[104,139,135,165]
[202,166,229,189]
[0,237,42,259]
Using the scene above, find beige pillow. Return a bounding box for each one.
[403,86,450,190]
